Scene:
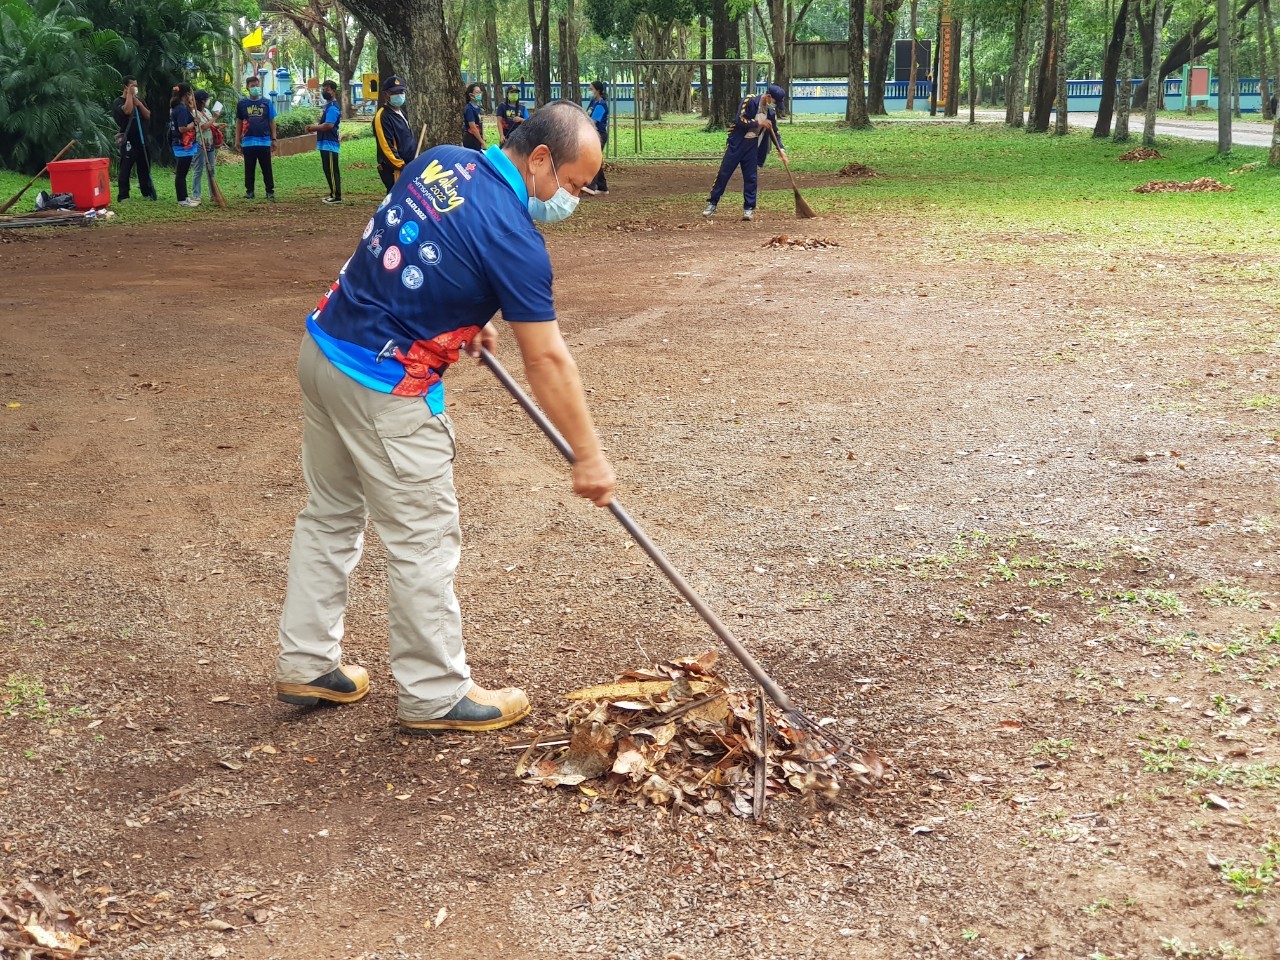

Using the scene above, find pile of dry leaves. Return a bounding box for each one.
[514,653,884,818]
[764,235,842,250]
[1117,147,1164,162]
[0,880,95,958]
[837,162,878,178]
[1133,177,1232,193]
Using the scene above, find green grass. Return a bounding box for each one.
[0,126,381,225]
[610,116,1280,259]
[4,116,1279,255]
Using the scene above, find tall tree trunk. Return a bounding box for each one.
[558,15,570,99]
[1095,0,1130,136]
[565,0,581,104]
[1025,0,1045,126]
[946,15,961,115]
[1259,5,1272,119]
[1266,0,1280,124]
[1228,6,1239,119]
[1114,0,1137,139]
[1007,0,1034,125]
[929,2,942,115]
[700,15,710,116]
[710,0,742,128]
[867,0,889,114]
[345,0,460,148]
[538,0,552,104]
[527,0,543,104]
[1030,0,1056,131]
[1143,0,1165,143]
[1053,0,1068,133]
[968,14,976,122]
[907,0,920,109]
[847,0,872,127]
[769,0,789,111]
[1219,0,1233,152]
[485,9,502,110]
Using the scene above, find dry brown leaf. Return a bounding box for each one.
[564,680,675,701]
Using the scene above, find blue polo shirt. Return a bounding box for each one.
[318,101,340,152]
[307,144,554,414]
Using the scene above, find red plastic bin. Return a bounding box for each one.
[47,158,111,210]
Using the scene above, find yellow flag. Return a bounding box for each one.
[241,27,263,50]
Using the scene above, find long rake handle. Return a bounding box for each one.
[479,347,795,713]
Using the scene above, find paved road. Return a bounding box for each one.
[1071,112,1275,148]
[914,107,1276,148]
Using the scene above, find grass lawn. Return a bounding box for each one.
[3,116,1278,263]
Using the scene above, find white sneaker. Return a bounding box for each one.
[702,203,716,217]
[742,208,754,221]
[179,198,200,207]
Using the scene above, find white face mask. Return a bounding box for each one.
[526,154,578,223]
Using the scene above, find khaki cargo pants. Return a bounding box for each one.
[277,335,471,721]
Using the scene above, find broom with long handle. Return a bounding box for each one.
[478,347,861,761]
[768,128,816,219]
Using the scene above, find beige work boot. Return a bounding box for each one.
[276,664,370,707]
[399,684,530,734]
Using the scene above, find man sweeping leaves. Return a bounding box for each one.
[275,102,614,734]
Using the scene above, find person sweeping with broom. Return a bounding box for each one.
[702,83,787,222]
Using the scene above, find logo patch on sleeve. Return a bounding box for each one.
[382,246,402,270]
[398,221,420,245]
[419,242,441,266]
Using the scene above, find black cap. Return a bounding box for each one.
[384,75,406,93]
[766,83,787,103]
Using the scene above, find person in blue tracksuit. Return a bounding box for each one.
[583,80,609,195]
[702,83,787,222]
[306,79,343,203]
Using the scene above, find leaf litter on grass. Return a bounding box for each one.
[1117,147,1165,162]
[514,652,885,817]
[1133,177,1233,194]
[837,162,878,178]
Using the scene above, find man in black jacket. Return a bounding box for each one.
[111,79,157,201]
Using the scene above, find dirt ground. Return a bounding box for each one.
[1,163,1278,960]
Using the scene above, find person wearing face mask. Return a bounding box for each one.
[275,101,614,736]
[374,77,416,192]
[305,79,343,203]
[112,79,157,201]
[496,86,527,144]
[462,83,487,151]
[236,75,278,200]
[702,83,788,222]
[581,80,609,196]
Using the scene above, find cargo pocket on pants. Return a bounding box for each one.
[373,402,457,485]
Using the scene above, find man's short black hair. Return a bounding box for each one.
[503,100,595,164]
[322,79,338,91]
